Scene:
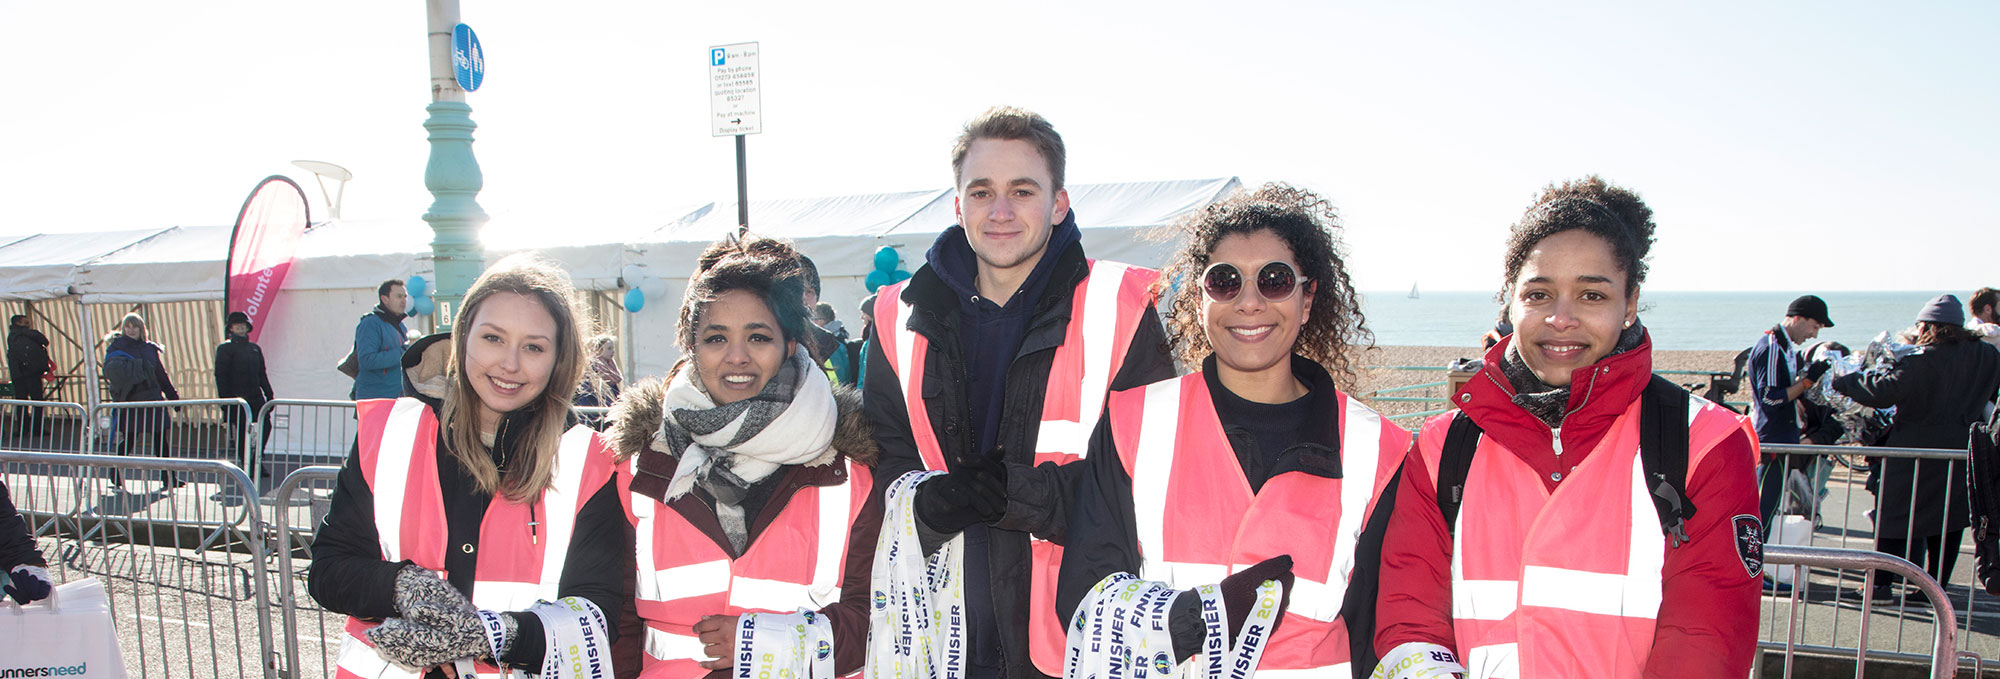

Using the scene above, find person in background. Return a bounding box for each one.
[1480,305,1512,350]
[7,314,50,437]
[353,279,410,400]
[105,313,182,489]
[841,294,876,389]
[1832,294,2000,603]
[576,334,623,410]
[309,254,623,678]
[607,236,881,678]
[865,105,1175,679]
[1,480,52,604]
[215,310,275,472]
[813,302,847,339]
[1373,176,1760,678]
[1968,287,2000,348]
[1749,295,1833,532]
[793,254,843,367]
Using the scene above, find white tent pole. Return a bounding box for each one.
[78,299,98,413]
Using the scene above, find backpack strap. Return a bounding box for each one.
[1435,410,1483,535]
[1641,375,1696,547]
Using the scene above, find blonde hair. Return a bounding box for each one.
[119,312,147,340]
[438,253,594,502]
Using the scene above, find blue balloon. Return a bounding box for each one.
[891,270,912,284]
[624,287,646,313]
[874,246,899,273]
[410,296,436,316]
[865,269,893,293]
[407,275,429,297]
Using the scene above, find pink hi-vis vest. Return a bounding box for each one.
[1419,393,1751,679]
[872,258,1159,675]
[621,458,875,679]
[335,397,615,679]
[1107,373,1408,678]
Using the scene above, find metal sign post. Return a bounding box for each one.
[710,42,761,234]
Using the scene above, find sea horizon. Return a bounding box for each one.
[1358,289,1961,352]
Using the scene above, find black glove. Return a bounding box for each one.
[5,565,53,604]
[914,447,1010,535]
[1803,359,1832,383]
[1168,555,1295,660]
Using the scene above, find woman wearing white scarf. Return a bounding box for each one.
[608,236,884,679]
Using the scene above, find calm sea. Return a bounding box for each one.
[1359,290,1955,351]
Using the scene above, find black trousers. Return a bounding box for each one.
[8,377,44,434]
[1875,530,1966,594]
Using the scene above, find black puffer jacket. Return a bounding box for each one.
[307,334,628,673]
[864,237,1175,679]
[7,325,49,384]
[213,335,274,410]
[1834,339,2000,538]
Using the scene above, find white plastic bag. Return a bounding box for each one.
[0,577,128,677]
[1762,515,1815,586]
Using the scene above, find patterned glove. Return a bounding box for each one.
[367,566,511,668]
[5,565,53,604]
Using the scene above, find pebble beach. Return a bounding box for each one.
[1353,345,1745,420]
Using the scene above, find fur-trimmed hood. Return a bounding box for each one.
[605,367,879,470]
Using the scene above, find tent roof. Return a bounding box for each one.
[75,225,233,303]
[0,228,180,301]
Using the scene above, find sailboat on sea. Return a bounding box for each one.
[1408,281,1419,299]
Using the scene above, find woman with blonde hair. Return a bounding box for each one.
[607,236,881,679]
[310,253,625,678]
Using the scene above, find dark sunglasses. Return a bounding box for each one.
[1202,261,1307,303]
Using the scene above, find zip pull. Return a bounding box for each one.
[529,503,539,545]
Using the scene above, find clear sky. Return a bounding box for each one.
[2,2,1993,292]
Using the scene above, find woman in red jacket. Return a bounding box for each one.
[1371,177,1761,679]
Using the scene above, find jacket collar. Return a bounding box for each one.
[1201,353,1347,479]
[1460,331,1654,464]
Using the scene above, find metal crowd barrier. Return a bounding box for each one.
[0,397,92,453]
[1764,545,1963,678]
[1756,442,1993,673]
[251,399,358,484]
[1,449,278,679]
[271,465,343,679]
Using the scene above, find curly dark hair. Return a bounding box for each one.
[675,236,812,358]
[1159,183,1372,390]
[1501,175,1656,298]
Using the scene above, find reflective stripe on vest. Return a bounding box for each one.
[339,398,610,679]
[1110,372,1408,672]
[1433,393,1747,679]
[872,259,1158,676]
[629,457,871,679]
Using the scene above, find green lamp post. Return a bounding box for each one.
[422,0,487,329]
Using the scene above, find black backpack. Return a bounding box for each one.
[1967,407,2000,594]
[1434,375,1697,544]
[1342,376,1695,678]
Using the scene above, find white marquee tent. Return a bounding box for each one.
[0,176,1241,405]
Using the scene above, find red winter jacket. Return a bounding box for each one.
[1372,333,1761,678]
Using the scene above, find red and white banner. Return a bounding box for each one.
[225,176,311,343]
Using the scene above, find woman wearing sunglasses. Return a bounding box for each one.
[1370,177,1759,679]
[1019,183,1408,679]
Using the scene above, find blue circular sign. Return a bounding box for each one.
[452,23,485,92]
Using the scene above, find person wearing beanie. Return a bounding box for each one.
[1832,294,2000,603]
[1747,294,1834,534]
[214,310,275,472]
